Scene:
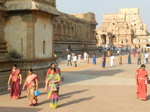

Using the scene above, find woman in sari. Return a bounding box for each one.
[78,53,82,63]
[119,54,122,65]
[132,50,136,57]
[102,55,106,68]
[45,68,61,109]
[128,52,132,64]
[93,54,96,64]
[86,54,90,63]
[23,68,38,106]
[45,63,59,83]
[7,64,22,99]
[136,64,148,101]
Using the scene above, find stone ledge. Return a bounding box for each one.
[0,57,57,72]
[11,57,58,62]
[5,0,59,15]
[54,41,96,44]
[0,57,57,62]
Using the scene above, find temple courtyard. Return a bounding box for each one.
[1,53,150,112]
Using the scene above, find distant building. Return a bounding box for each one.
[96,8,149,50]
[53,12,98,57]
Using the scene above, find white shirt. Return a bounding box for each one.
[67,54,71,60]
[84,52,87,56]
[73,56,77,61]
[84,52,87,60]
[110,56,115,61]
[145,53,149,58]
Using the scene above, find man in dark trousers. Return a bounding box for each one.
[67,53,72,66]
[137,52,141,65]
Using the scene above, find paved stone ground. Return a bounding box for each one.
[1,52,150,112]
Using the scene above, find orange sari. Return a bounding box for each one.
[136,69,148,100]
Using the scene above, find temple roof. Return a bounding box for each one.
[2,0,59,15]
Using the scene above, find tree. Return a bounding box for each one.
[146,31,150,36]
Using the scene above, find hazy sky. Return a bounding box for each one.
[57,0,150,31]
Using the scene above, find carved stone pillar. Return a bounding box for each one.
[26,22,35,59]
[106,35,110,45]
[22,14,36,59]
[116,35,119,44]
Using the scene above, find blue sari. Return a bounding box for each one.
[102,57,106,67]
[93,56,96,64]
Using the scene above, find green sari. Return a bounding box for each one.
[47,74,60,109]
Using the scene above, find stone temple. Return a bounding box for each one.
[96,8,150,50]
[0,0,97,91]
[53,12,97,57]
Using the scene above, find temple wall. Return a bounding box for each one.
[0,0,98,92]
[4,11,54,59]
[5,15,27,58]
[34,13,53,58]
[54,12,98,57]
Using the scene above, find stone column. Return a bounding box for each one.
[109,35,113,45]
[25,14,36,59]
[116,35,119,45]
[106,35,110,45]
[51,18,56,57]
[26,22,35,59]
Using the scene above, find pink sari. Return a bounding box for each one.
[136,69,148,100]
[26,74,38,105]
[10,69,21,99]
[78,54,82,63]
[26,74,38,88]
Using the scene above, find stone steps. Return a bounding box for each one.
[0,42,8,57]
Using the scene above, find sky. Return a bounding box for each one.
[56,0,150,31]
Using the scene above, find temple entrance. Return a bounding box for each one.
[112,35,116,43]
[101,34,106,45]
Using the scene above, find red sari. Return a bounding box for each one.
[136,69,148,100]
[47,68,59,75]
[10,69,21,99]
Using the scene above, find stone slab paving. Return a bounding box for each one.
[1,53,150,112]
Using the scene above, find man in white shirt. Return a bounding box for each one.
[83,51,87,61]
[144,51,149,64]
[67,53,72,66]
[117,50,120,55]
[73,54,77,67]
[110,54,115,67]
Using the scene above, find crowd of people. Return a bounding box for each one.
[7,50,150,109]
[66,51,119,68]
[7,63,61,109]
[66,50,150,101]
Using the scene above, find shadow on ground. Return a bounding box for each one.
[38,89,89,106]
[62,69,124,85]
[0,107,41,112]
[59,96,94,108]
[146,95,150,101]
